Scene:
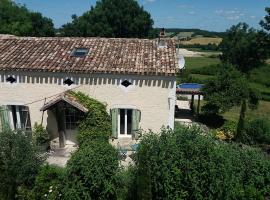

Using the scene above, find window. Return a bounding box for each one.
[0,105,32,131]
[71,48,89,57]
[121,80,132,88]
[111,108,141,139]
[6,76,16,83]
[119,109,132,136]
[63,78,74,86]
[65,105,84,130]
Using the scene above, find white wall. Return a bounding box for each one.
[0,71,176,135]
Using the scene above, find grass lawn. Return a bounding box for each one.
[194,100,270,124]
[222,101,270,122]
[185,57,221,70]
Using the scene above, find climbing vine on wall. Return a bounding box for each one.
[68,91,111,146]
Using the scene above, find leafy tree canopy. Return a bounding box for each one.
[260,7,270,31]
[60,0,155,38]
[0,0,55,36]
[0,129,45,200]
[202,65,253,113]
[136,125,270,199]
[219,23,269,73]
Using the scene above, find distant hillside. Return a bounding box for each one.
[156,28,226,38]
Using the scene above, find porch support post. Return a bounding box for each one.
[56,102,66,148]
[197,94,201,115]
[190,94,194,114]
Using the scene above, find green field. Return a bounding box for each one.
[180,37,222,45]
[185,57,221,69]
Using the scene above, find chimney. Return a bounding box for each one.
[159,28,166,38]
[158,28,167,48]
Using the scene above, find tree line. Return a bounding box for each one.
[0,0,156,38]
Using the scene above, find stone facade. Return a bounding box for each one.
[0,71,176,143]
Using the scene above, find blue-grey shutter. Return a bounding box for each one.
[132,109,141,140]
[111,108,119,139]
[0,105,10,131]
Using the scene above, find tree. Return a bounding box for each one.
[60,0,155,38]
[135,124,270,199]
[62,140,119,199]
[219,23,268,137]
[0,0,55,36]
[0,129,45,199]
[220,23,268,73]
[260,7,270,31]
[202,66,260,138]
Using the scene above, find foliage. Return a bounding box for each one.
[0,0,55,36]
[68,91,111,146]
[115,166,137,200]
[62,140,119,200]
[244,118,270,145]
[0,129,45,200]
[260,7,270,32]
[33,123,49,145]
[135,124,270,199]
[202,65,250,113]
[164,28,226,38]
[17,165,65,200]
[60,0,155,38]
[220,23,269,73]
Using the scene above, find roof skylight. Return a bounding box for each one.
[71,48,89,57]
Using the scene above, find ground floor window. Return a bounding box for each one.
[65,105,84,130]
[111,108,141,139]
[0,105,31,131]
[119,109,132,136]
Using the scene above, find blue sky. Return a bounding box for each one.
[14,0,269,31]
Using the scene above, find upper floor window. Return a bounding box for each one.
[63,78,74,86]
[6,76,16,83]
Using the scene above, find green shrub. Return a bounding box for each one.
[17,164,65,200]
[62,140,119,199]
[245,118,270,144]
[136,125,270,200]
[220,120,237,137]
[0,129,45,200]
[68,91,111,145]
[33,123,49,146]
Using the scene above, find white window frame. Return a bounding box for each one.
[7,105,31,131]
[118,109,132,138]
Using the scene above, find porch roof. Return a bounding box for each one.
[40,93,88,113]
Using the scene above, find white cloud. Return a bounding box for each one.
[188,11,195,15]
[214,8,246,21]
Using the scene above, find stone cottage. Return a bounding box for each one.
[0,35,177,147]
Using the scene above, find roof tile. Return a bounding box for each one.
[0,37,177,76]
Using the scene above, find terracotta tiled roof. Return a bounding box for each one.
[0,37,177,76]
[40,93,88,113]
